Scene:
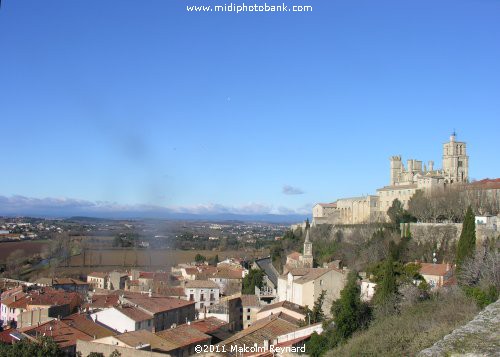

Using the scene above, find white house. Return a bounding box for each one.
[91,305,153,333]
[87,272,108,290]
[184,280,220,311]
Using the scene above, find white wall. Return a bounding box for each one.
[91,308,151,333]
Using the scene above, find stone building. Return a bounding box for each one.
[313,133,470,224]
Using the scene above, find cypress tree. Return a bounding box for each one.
[374,257,397,305]
[331,271,371,342]
[456,205,476,269]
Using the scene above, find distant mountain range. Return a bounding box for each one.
[2,211,308,224]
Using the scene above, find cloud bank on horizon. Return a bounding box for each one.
[0,195,310,220]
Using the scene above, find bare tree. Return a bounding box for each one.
[458,240,500,290]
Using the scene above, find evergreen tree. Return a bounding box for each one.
[305,332,330,357]
[194,254,206,263]
[374,257,397,305]
[456,205,476,269]
[387,199,405,227]
[310,290,326,324]
[242,269,264,294]
[331,271,371,343]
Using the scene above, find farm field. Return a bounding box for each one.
[62,248,268,270]
[0,241,50,262]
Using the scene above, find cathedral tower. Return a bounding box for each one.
[390,156,402,185]
[442,132,468,184]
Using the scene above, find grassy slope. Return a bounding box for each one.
[329,289,479,357]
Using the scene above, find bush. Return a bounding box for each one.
[463,286,499,309]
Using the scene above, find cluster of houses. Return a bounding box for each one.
[0,228,457,356]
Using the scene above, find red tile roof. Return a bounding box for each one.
[287,252,301,260]
[419,263,452,277]
[258,301,305,315]
[156,286,186,297]
[115,304,153,322]
[123,294,195,314]
[241,294,260,307]
[188,317,228,334]
[468,178,500,190]
[62,313,116,338]
[155,324,211,348]
[26,289,81,308]
[139,272,169,281]
[52,278,88,286]
[84,294,119,309]
[21,320,93,348]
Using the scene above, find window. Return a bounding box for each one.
[247,316,250,320]
[189,294,194,301]
[200,303,204,308]
[247,308,251,313]
[201,294,205,301]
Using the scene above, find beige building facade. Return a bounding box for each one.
[313,133,470,224]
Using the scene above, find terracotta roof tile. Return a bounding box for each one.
[62,313,116,338]
[122,294,195,314]
[188,317,228,334]
[21,320,93,348]
[113,330,175,352]
[156,324,211,349]
[115,304,153,322]
[419,263,452,277]
[184,280,219,289]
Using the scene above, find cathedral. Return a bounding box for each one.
[313,133,470,225]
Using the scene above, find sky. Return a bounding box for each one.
[0,0,499,219]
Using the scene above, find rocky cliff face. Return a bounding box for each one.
[418,299,500,356]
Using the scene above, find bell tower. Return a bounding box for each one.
[442,132,468,184]
[302,227,313,268]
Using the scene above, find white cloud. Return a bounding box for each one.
[282,185,305,195]
[0,195,309,219]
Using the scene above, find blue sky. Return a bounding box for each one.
[0,0,499,218]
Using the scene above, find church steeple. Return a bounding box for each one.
[302,225,313,268]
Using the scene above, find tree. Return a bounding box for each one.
[194,254,206,263]
[242,269,264,294]
[331,271,372,342]
[387,199,415,228]
[304,290,326,324]
[5,249,26,279]
[109,350,122,357]
[87,353,105,357]
[456,206,476,269]
[387,199,405,227]
[0,336,63,357]
[374,257,397,306]
[305,332,330,357]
